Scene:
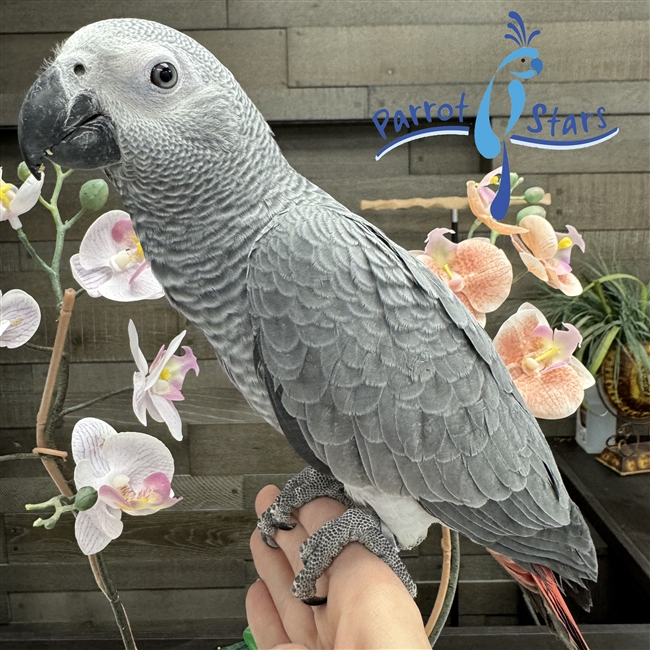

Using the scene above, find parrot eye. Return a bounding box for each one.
[521,58,526,63]
[150,62,177,89]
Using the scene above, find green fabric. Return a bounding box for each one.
[218,626,257,650]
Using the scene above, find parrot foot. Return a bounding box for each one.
[292,508,417,604]
[257,466,353,549]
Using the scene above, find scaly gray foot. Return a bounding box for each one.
[292,508,418,605]
[257,466,353,549]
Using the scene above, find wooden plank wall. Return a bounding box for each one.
[0,0,644,641]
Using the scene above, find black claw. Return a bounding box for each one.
[301,596,327,606]
[276,521,297,531]
[260,531,280,549]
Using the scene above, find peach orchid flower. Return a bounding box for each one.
[466,167,528,236]
[411,228,513,327]
[493,303,595,419]
[511,216,585,296]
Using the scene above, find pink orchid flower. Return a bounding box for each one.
[72,417,181,555]
[510,216,585,296]
[466,167,528,236]
[70,210,164,301]
[0,289,41,348]
[0,166,44,230]
[493,303,595,419]
[128,320,199,441]
[411,228,513,327]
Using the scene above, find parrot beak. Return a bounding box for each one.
[18,65,121,178]
[531,58,543,76]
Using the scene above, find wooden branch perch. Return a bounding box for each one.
[36,288,75,497]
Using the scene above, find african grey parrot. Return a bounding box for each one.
[18,19,596,649]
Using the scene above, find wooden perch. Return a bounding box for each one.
[360,193,551,211]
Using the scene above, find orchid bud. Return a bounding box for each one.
[74,486,98,511]
[516,205,546,223]
[524,187,545,204]
[43,517,59,530]
[17,161,31,182]
[79,179,109,211]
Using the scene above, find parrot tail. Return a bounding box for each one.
[488,551,591,650]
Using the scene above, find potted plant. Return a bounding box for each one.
[542,268,650,456]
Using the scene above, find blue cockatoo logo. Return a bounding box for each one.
[475,12,543,220]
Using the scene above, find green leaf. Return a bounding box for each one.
[582,274,648,305]
[588,325,620,375]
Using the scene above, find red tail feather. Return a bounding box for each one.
[489,551,590,650]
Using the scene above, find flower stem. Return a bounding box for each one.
[0,452,41,462]
[60,386,132,417]
[24,342,54,353]
[511,270,528,285]
[46,348,70,448]
[33,289,138,650]
[38,195,53,211]
[467,218,481,239]
[64,207,87,231]
[89,553,138,650]
[15,227,57,278]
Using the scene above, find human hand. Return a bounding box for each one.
[246,485,430,650]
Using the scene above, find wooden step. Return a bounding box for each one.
[0,622,647,650]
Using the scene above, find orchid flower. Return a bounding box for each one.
[0,167,44,230]
[128,320,199,440]
[511,216,585,296]
[72,417,181,555]
[70,210,165,301]
[411,228,513,327]
[466,167,528,236]
[0,289,41,348]
[493,303,595,419]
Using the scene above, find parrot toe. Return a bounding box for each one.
[292,508,417,604]
[256,466,353,547]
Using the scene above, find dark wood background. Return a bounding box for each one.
[1,0,648,643]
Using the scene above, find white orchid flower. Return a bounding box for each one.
[128,320,199,441]
[0,167,44,230]
[70,210,165,301]
[0,289,41,348]
[72,417,181,555]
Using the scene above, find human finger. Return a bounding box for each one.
[252,489,318,646]
[246,579,292,650]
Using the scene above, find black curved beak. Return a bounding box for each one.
[18,65,121,178]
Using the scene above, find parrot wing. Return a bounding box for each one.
[247,200,596,583]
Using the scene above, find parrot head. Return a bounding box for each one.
[18,19,274,201]
[496,47,543,80]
